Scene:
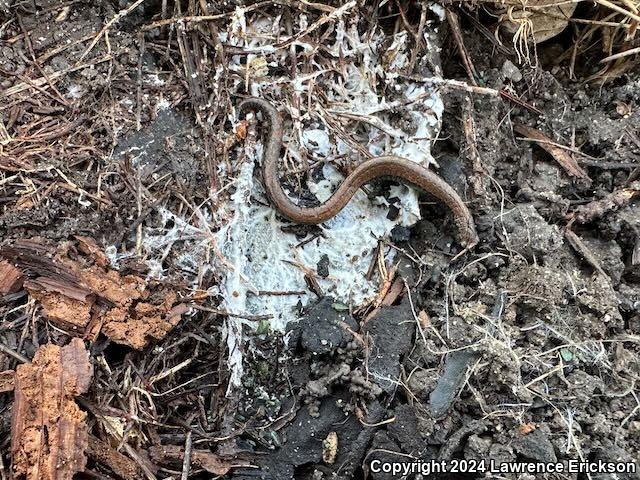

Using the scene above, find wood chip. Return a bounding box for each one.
[0,370,15,392]
[514,124,591,182]
[518,423,537,435]
[11,338,93,480]
[0,260,23,294]
[149,445,235,476]
[24,280,93,331]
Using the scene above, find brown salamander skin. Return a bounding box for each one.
[239,97,479,248]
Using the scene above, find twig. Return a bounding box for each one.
[395,0,418,39]
[407,1,428,71]
[122,444,157,480]
[594,0,640,23]
[272,1,356,50]
[445,7,477,85]
[191,304,273,321]
[255,290,306,296]
[0,341,29,364]
[136,32,145,131]
[564,229,609,278]
[358,415,396,427]
[142,1,283,31]
[55,169,112,206]
[330,110,406,138]
[567,182,640,224]
[601,46,640,62]
[0,56,113,99]
[181,431,193,480]
[16,15,69,107]
[499,89,543,115]
[401,74,499,96]
[460,8,514,55]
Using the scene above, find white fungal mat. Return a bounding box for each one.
[216,5,446,386]
[130,4,447,387]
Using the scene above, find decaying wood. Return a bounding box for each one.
[74,235,110,268]
[149,445,237,476]
[0,370,15,392]
[0,260,23,294]
[0,239,188,350]
[87,436,141,480]
[568,182,640,224]
[11,338,93,480]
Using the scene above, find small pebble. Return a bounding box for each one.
[502,60,523,82]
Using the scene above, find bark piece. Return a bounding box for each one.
[0,260,23,294]
[11,338,93,480]
[87,436,141,480]
[0,370,14,392]
[1,239,187,350]
[149,445,235,476]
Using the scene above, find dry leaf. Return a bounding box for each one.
[500,0,576,43]
[514,124,591,182]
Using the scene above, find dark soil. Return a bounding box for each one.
[1,1,639,479]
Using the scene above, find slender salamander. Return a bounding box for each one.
[239,97,479,248]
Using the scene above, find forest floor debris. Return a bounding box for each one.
[11,338,92,480]
[0,1,639,478]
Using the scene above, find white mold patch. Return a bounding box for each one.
[132,6,446,388]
